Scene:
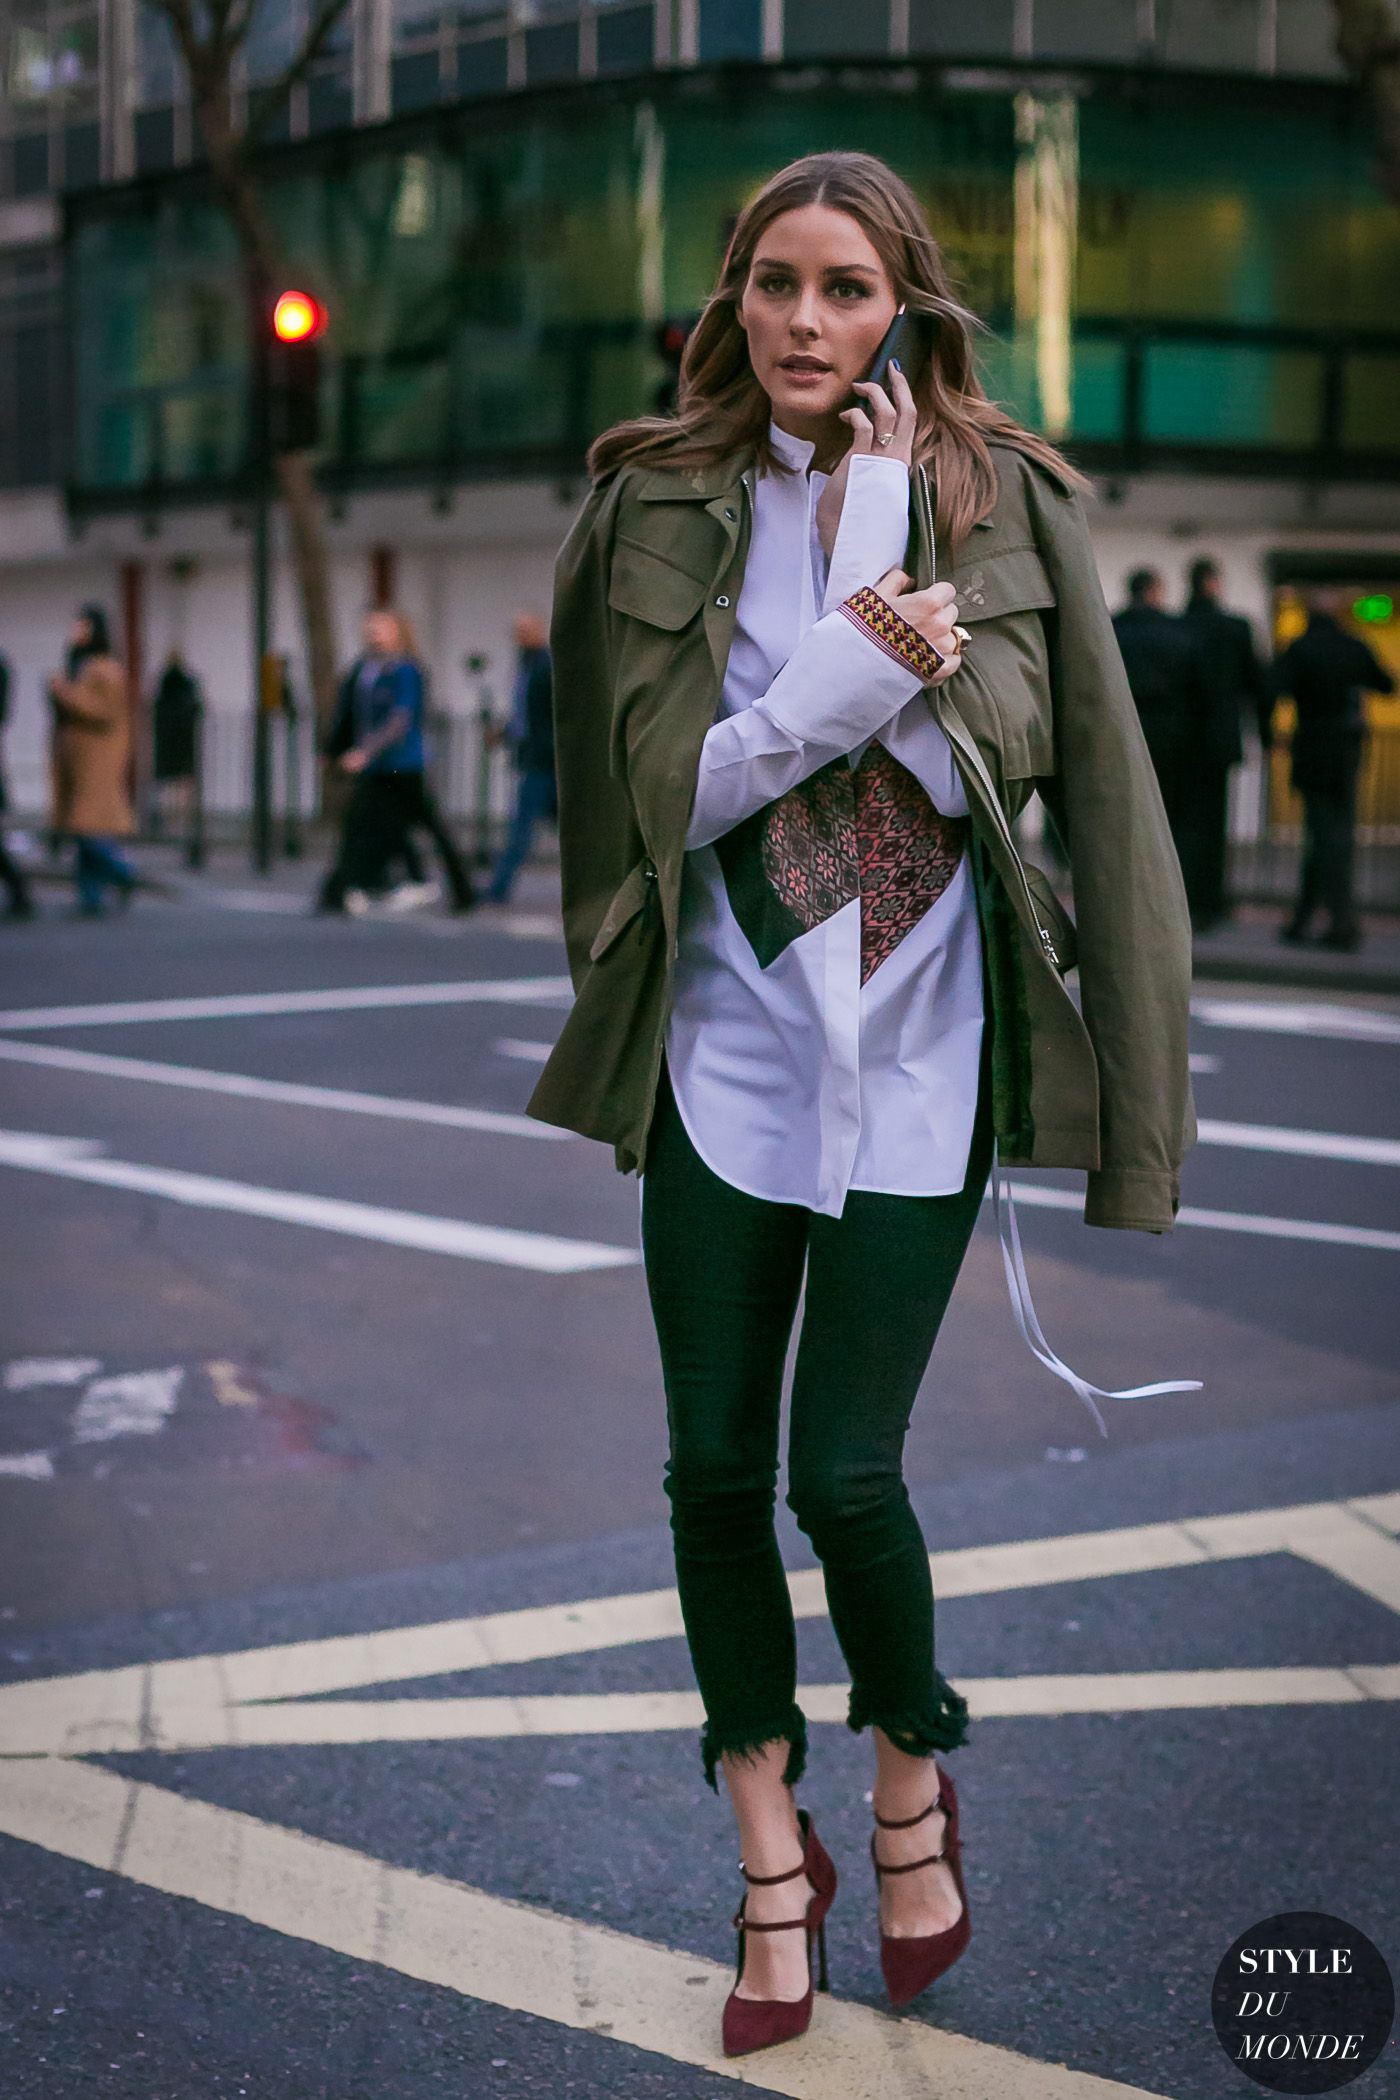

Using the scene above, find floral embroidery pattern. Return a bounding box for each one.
[713,742,967,985]
[838,584,947,682]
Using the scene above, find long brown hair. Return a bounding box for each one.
[588,150,1092,559]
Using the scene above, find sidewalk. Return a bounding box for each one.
[1190,900,1400,997]
[16,837,1400,996]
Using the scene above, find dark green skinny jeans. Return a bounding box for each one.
[640,1045,995,1793]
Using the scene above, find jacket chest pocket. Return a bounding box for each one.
[951,542,1058,780]
[607,538,711,631]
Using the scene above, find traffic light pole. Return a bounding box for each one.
[250,296,274,875]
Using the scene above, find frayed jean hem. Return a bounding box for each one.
[700,1704,809,1794]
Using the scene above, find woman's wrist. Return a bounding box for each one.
[837,584,946,682]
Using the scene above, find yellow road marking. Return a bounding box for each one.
[0,1757,1169,2100]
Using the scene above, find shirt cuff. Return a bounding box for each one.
[822,453,914,614]
[837,585,947,683]
[759,603,925,749]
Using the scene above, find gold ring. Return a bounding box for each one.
[951,624,971,655]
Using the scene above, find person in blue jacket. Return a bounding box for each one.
[320,608,472,914]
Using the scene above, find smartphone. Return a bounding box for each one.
[842,304,932,411]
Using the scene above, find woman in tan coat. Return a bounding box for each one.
[49,604,137,915]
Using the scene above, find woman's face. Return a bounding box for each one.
[363,610,398,655]
[737,203,899,434]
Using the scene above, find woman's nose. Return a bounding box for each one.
[789,289,822,339]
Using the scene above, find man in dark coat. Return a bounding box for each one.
[485,611,556,905]
[1176,557,1270,932]
[1111,568,1208,894]
[1269,587,1395,952]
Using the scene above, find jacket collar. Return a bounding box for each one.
[632,444,760,503]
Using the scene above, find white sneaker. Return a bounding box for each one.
[344,889,371,918]
[384,881,441,914]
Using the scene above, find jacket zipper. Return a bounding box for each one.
[914,464,1060,972]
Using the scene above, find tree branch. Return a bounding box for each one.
[245,0,355,146]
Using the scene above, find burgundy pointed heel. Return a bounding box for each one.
[871,1760,971,2007]
[722,1808,838,2058]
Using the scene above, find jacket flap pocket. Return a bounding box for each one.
[588,858,656,961]
[607,540,710,631]
[954,545,1056,624]
[1024,861,1077,973]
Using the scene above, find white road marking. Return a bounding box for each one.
[1192,998,1400,1044]
[494,1037,554,1063]
[0,1040,573,1142]
[3,1356,102,1392]
[5,1037,1394,1195]
[0,1130,638,1275]
[189,887,313,915]
[1195,1117,1400,1168]
[72,1368,183,1446]
[0,975,573,1032]
[1,1493,1393,1754]
[0,1759,1165,2100]
[1188,1053,1220,1073]
[1002,1180,1400,1253]
[0,1450,54,1480]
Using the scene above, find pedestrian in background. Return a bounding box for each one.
[47,603,137,917]
[0,648,35,919]
[320,608,473,916]
[150,648,203,842]
[1111,567,1206,896]
[484,611,556,904]
[1270,585,1395,953]
[1176,557,1269,932]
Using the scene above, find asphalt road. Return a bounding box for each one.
[0,867,1396,2100]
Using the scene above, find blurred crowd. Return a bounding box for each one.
[1111,559,1393,953]
[0,603,557,925]
[1,564,1391,950]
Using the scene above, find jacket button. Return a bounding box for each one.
[723,507,736,521]
[715,594,730,608]
[643,861,657,879]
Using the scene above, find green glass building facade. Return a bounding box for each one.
[64,61,1400,508]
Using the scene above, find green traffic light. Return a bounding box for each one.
[1353,593,1393,622]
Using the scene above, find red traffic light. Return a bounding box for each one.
[272,290,326,344]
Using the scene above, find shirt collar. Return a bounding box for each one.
[767,419,817,473]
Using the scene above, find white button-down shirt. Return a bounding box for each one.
[661,420,985,1216]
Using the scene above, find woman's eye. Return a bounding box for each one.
[830,280,872,300]
[757,274,792,295]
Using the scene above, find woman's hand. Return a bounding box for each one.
[814,361,917,561]
[869,566,964,687]
[339,748,369,775]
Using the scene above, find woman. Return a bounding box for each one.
[48,604,137,916]
[526,152,1196,2056]
[321,607,472,914]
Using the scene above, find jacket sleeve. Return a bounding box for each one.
[1023,461,1196,1232]
[550,473,644,993]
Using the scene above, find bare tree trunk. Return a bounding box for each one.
[190,87,340,732]
[1332,0,1400,202]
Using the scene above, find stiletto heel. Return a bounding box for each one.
[871,1759,971,2007]
[721,1808,839,2058]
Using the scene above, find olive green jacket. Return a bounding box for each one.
[525,439,1196,1232]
